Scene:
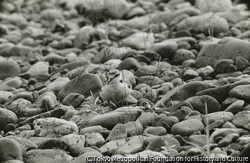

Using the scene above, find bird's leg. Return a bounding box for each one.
[109,100,117,109]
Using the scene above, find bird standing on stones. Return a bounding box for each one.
[99,69,131,105]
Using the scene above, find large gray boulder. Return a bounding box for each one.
[196,37,250,68]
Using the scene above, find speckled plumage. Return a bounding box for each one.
[99,69,131,103]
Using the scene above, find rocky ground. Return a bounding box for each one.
[0,0,250,162]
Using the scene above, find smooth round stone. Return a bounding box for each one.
[171,49,195,65]
[115,135,145,154]
[146,137,168,152]
[7,98,35,117]
[136,54,151,64]
[222,122,236,128]
[0,138,23,162]
[237,31,250,39]
[196,37,250,68]
[0,107,18,131]
[0,44,33,57]
[237,136,250,146]
[233,111,250,131]
[89,111,140,130]
[142,51,161,61]
[71,149,102,163]
[104,59,121,68]
[40,8,63,20]
[119,57,141,71]
[74,26,107,50]
[185,95,221,114]
[33,117,78,138]
[214,59,234,74]
[240,143,250,157]
[175,30,192,38]
[24,149,73,163]
[144,126,167,136]
[168,13,189,28]
[210,128,248,143]
[182,59,195,68]
[146,41,177,59]
[202,111,234,124]
[161,70,179,82]
[38,138,68,151]
[3,123,16,133]
[43,53,65,65]
[196,65,214,78]
[85,132,105,147]
[154,81,214,108]
[126,6,146,19]
[0,56,7,61]
[58,73,102,102]
[134,64,158,77]
[171,119,204,136]
[218,133,239,147]
[226,64,238,73]
[6,136,37,160]
[170,107,192,121]
[196,79,250,103]
[229,85,250,101]
[231,27,242,36]
[136,112,157,128]
[153,61,172,72]
[234,20,250,31]
[0,91,13,104]
[139,87,157,102]
[93,46,121,64]
[0,60,21,80]
[62,93,85,108]
[187,135,207,147]
[80,126,103,135]
[151,7,200,25]
[182,69,199,80]
[216,78,229,86]
[138,76,163,86]
[58,60,89,72]
[156,86,170,96]
[235,56,250,71]
[3,77,22,89]
[134,83,150,91]
[99,139,126,155]
[224,100,245,115]
[161,135,181,150]
[177,13,229,35]
[185,111,202,121]
[218,8,243,24]
[46,77,70,92]
[26,61,49,77]
[104,0,130,19]
[154,115,179,132]
[196,0,233,13]
[60,134,85,156]
[119,32,155,50]
[124,121,143,137]
[207,120,224,132]
[130,90,143,100]
[106,123,127,141]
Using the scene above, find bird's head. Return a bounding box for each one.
[106,69,122,84]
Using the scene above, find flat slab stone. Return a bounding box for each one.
[196,37,250,68]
